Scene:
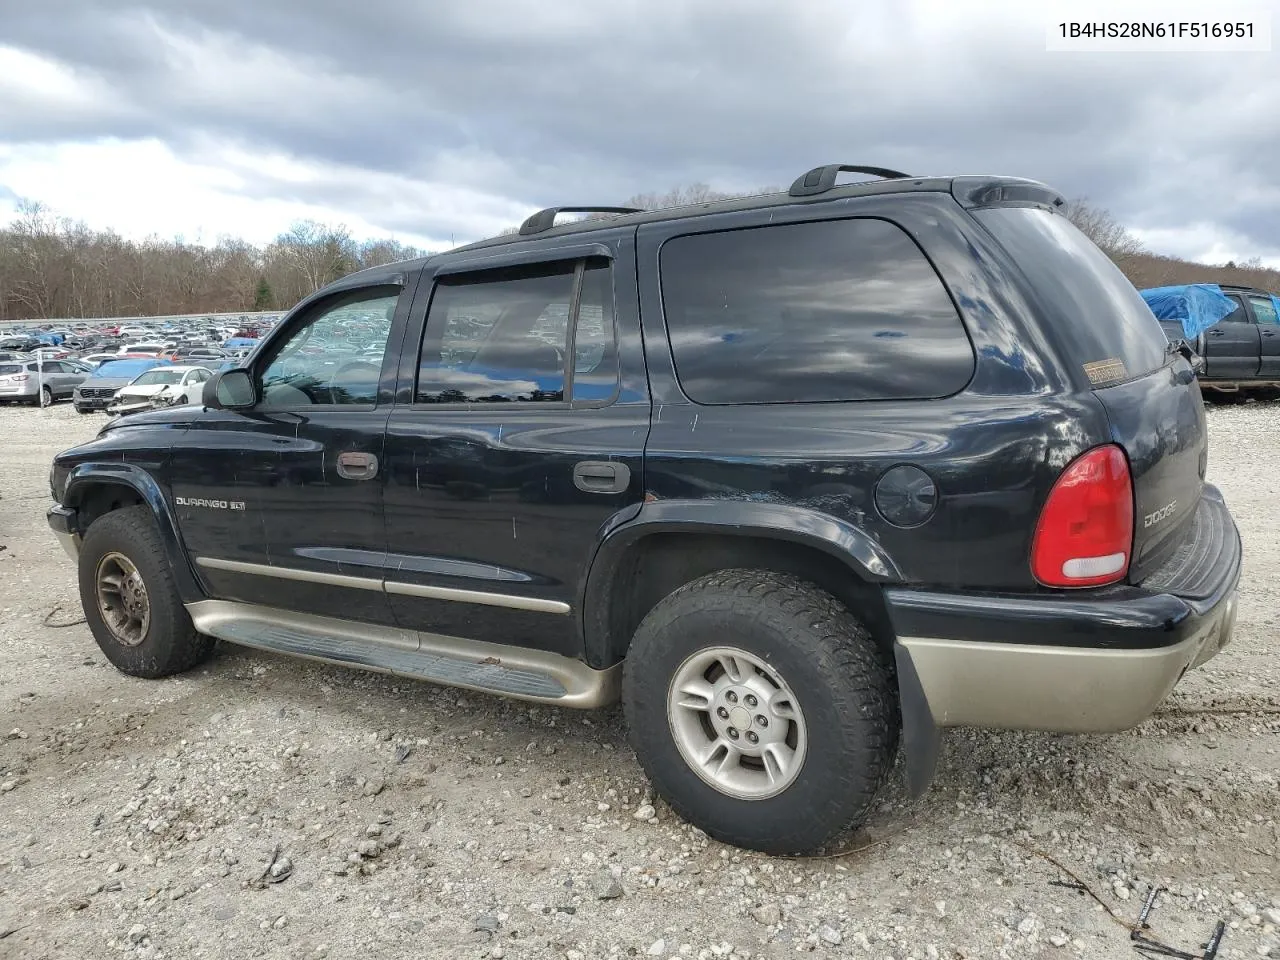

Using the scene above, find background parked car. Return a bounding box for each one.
[160,345,226,363]
[0,359,92,406]
[117,342,172,356]
[72,358,170,413]
[1145,282,1280,395]
[0,337,43,352]
[106,365,214,416]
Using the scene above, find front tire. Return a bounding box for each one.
[78,506,216,678]
[623,570,899,854]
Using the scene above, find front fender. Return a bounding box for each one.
[62,462,204,603]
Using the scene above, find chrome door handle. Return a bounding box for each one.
[336,451,379,480]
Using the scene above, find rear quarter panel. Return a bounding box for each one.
[636,194,1113,589]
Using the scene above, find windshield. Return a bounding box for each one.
[96,360,161,378]
[132,369,184,386]
[973,206,1169,385]
[0,364,23,374]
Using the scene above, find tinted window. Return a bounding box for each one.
[0,365,22,374]
[571,263,619,402]
[1223,295,1247,323]
[260,290,398,407]
[973,207,1168,385]
[1247,295,1277,326]
[659,218,973,404]
[417,262,576,403]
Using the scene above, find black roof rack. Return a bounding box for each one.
[788,164,913,197]
[518,206,644,236]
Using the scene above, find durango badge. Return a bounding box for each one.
[175,496,245,511]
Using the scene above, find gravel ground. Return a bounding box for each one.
[0,400,1277,960]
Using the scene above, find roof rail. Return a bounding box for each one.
[518,206,644,236]
[788,164,913,197]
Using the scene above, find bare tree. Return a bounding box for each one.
[1064,198,1146,261]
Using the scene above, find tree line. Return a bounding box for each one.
[1,189,1275,322]
[0,201,423,321]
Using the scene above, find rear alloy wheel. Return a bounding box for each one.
[40,385,53,407]
[624,569,899,854]
[667,646,807,800]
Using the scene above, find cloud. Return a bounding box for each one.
[1,0,1277,264]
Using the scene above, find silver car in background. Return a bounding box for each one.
[0,359,92,407]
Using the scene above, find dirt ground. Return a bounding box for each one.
[0,400,1276,960]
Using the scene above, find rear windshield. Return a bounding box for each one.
[974,206,1168,385]
[0,364,23,374]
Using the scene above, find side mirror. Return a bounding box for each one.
[203,369,256,410]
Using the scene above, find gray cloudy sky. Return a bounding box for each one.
[1,0,1277,264]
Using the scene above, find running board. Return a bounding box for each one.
[185,600,619,708]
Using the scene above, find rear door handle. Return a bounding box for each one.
[573,461,630,494]
[336,451,379,480]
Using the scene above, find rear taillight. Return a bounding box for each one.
[1031,444,1133,588]
[12,374,29,382]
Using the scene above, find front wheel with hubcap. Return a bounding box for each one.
[623,569,899,855]
[78,505,216,678]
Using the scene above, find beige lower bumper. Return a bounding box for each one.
[899,593,1236,733]
[53,530,81,561]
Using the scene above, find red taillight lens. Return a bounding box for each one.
[1031,444,1133,588]
[12,374,29,382]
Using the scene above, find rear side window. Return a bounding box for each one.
[658,218,974,404]
[1222,295,1247,323]
[416,259,617,404]
[973,207,1168,385]
[1247,295,1278,326]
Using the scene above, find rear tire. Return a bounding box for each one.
[39,385,53,407]
[78,505,216,678]
[623,570,898,854]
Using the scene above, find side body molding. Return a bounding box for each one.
[62,461,203,602]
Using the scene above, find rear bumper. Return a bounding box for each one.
[887,487,1241,734]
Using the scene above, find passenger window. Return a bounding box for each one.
[1223,296,1247,323]
[659,218,974,404]
[570,262,618,402]
[1247,296,1278,326]
[258,289,398,407]
[417,262,581,404]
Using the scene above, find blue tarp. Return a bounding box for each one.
[1139,284,1238,340]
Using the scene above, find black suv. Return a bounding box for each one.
[48,165,1242,854]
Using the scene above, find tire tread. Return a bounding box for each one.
[623,569,899,854]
